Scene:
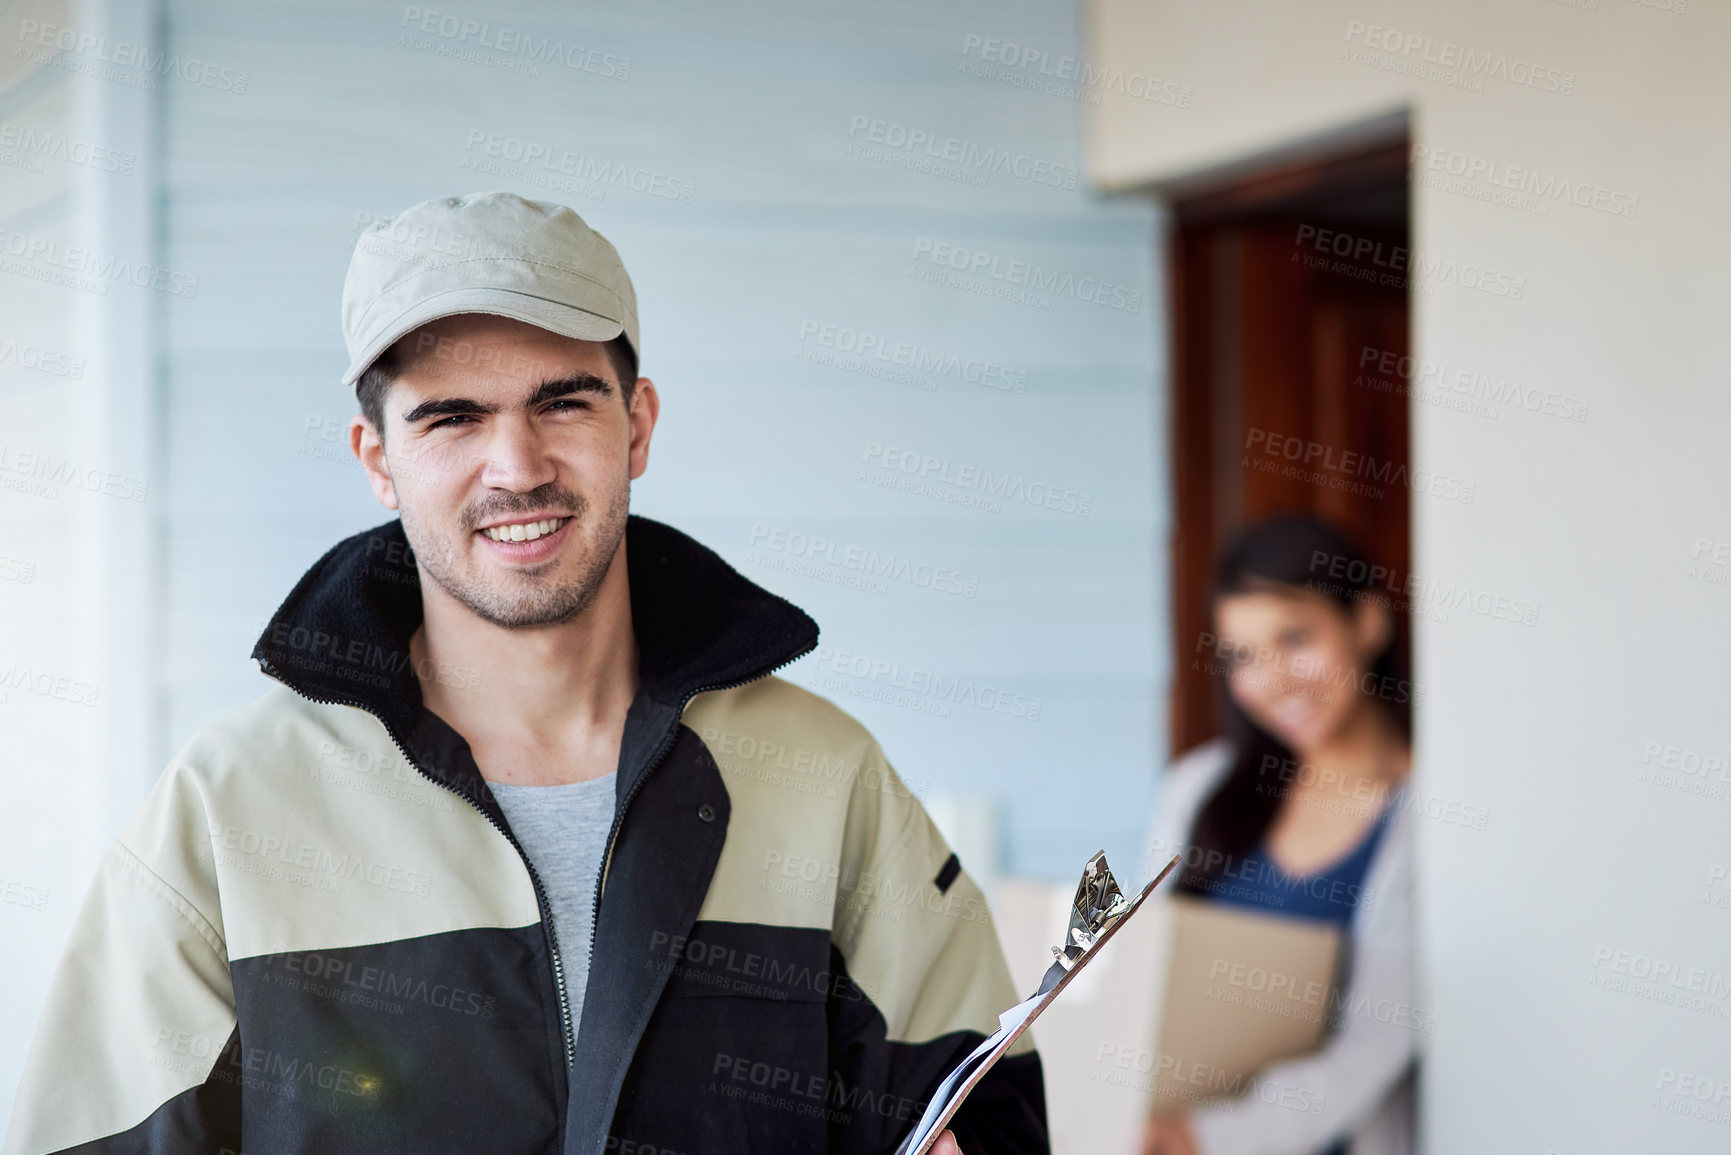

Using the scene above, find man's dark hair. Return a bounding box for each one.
[356,332,638,440]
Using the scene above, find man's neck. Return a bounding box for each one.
[408,544,640,786]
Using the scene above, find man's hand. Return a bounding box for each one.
[1140,1112,1199,1155]
[929,1130,964,1154]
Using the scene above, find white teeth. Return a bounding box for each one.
[483,517,566,543]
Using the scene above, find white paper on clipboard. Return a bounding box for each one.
[893,852,1183,1155]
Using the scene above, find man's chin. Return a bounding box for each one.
[460,590,594,630]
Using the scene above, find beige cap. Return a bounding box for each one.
[339,191,639,387]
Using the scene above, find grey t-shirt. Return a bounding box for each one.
[489,772,617,1057]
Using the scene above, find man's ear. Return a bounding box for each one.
[627,376,660,482]
[351,415,399,510]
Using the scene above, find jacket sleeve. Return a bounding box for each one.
[825,740,1049,1155]
[1141,746,1423,1155]
[3,766,241,1155]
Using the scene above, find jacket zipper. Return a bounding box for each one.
[256,660,579,1070]
[585,640,818,987]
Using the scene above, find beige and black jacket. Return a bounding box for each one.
[4,515,1047,1155]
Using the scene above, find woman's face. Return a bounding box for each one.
[1212,587,1389,753]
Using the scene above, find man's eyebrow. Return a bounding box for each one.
[400,374,615,425]
[527,374,614,406]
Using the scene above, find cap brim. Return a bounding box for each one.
[341,287,627,387]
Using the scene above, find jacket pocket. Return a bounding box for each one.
[612,923,835,1155]
[229,927,562,1154]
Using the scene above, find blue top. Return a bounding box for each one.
[1202,800,1394,928]
[1201,803,1396,1155]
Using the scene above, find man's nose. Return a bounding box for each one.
[478,419,558,490]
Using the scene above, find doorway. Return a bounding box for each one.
[1165,136,1413,757]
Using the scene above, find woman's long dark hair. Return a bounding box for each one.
[1174,515,1412,898]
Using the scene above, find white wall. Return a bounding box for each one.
[1087,1,1730,1151]
[0,0,158,1119]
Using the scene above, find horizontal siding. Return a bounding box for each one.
[160,0,1164,880]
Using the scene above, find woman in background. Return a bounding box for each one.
[1141,516,1420,1155]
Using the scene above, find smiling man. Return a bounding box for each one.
[4,193,1047,1155]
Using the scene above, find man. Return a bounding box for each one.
[4,193,1048,1155]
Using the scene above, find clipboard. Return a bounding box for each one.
[894,851,1184,1155]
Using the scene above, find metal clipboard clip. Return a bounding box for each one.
[1036,849,1136,996]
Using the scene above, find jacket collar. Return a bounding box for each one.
[251,513,819,768]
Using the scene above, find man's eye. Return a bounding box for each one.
[546,398,590,413]
[428,414,476,430]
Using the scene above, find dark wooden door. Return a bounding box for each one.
[1167,141,1412,757]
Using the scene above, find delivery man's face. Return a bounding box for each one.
[352,313,657,628]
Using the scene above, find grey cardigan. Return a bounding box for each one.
[1138,739,1420,1155]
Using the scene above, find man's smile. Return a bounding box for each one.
[478,515,571,543]
[474,514,575,562]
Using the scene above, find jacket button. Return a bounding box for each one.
[697,804,716,823]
